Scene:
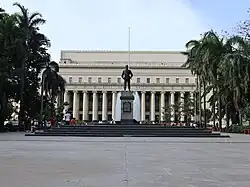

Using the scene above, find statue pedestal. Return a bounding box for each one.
[120,91,134,124]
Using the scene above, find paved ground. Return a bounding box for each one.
[0,133,250,187]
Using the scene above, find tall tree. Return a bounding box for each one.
[0,10,22,131]
[183,38,208,126]
[185,27,250,129]
[13,2,47,126]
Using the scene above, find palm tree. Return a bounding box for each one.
[41,61,65,119]
[183,38,206,126]
[197,31,226,128]
[221,36,250,125]
[185,30,250,128]
[184,31,238,128]
[13,2,46,126]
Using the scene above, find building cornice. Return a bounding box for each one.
[61,50,185,54]
[59,65,187,70]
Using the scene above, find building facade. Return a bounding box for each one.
[58,50,197,122]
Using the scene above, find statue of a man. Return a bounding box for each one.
[121,65,133,91]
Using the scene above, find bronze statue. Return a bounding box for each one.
[121,65,133,91]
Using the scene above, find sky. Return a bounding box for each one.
[1,0,250,61]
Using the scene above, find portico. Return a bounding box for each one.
[60,89,195,122]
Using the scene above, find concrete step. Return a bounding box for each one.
[26,132,229,138]
[28,125,229,138]
[47,129,208,133]
[41,131,212,135]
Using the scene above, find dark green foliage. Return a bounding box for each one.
[0,4,64,131]
[184,28,250,128]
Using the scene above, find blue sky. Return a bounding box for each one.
[1,0,250,61]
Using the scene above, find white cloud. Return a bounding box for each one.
[1,0,208,61]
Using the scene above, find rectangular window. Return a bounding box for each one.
[176,78,179,84]
[69,77,72,83]
[88,77,92,83]
[146,78,150,83]
[156,78,160,83]
[108,77,111,83]
[185,78,189,84]
[137,78,140,83]
[98,77,102,83]
[78,77,82,83]
[166,78,169,83]
[117,78,121,84]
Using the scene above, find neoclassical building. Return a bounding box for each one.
[58,50,197,122]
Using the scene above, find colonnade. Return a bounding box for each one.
[62,90,194,122]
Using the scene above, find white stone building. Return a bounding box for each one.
[58,50,197,122]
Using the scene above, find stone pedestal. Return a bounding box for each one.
[120,91,134,124]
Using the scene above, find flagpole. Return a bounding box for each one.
[128,26,131,66]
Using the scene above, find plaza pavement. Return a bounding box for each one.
[0,133,250,187]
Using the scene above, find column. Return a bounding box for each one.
[190,92,194,121]
[141,91,146,122]
[102,91,107,121]
[160,91,165,122]
[92,91,98,121]
[150,91,155,122]
[170,91,175,122]
[73,90,79,120]
[112,91,117,121]
[63,90,69,113]
[180,92,185,122]
[82,91,88,121]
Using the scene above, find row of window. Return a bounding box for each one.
[68,77,192,84]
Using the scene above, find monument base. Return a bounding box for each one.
[120,119,134,124]
[120,91,134,124]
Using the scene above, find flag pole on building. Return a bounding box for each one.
[128,26,131,66]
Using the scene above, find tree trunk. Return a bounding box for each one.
[0,107,4,132]
[0,84,4,132]
[203,78,207,128]
[218,97,222,130]
[212,88,216,127]
[18,59,25,129]
[0,118,4,132]
[40,75,45,116]
[0,101,5,132]
[233,91,241,125]
[238,109,242,125]
[50,95,55,119]
[225,104,230,130]
[194,75,198,124]
[198,76,202,127]
[239,111,242,125]
[0,93,6,132]
[194,91,197,123]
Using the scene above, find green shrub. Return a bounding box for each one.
[227,124,250,133]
